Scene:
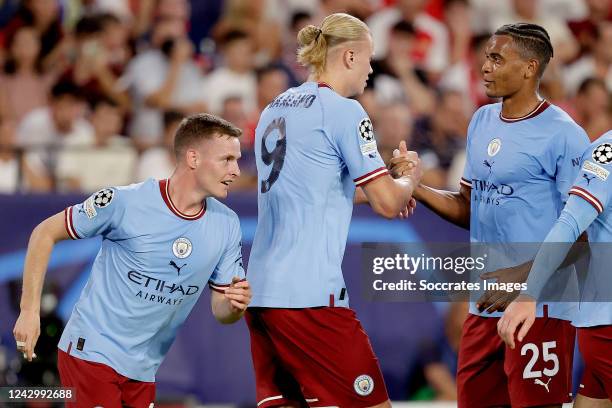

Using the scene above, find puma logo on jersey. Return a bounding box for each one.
[169,261,187,275]
[583,173,596,185]
[534,377,551,392]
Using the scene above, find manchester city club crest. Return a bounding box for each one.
[353,374,374,396]
[172,237,192,259]
[487,138,501,157]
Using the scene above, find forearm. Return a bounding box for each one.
[524,196,597,299]
[145,62,182,109]
[211,293,244,324]
[21,227,55,312]
[414,184,470,229]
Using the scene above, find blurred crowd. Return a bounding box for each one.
[0,0,610,195]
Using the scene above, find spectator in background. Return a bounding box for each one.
[212,0,282,66]
[0,0,65,72]
[438,2,492,111]
[0,117,50,193]
[490,0,579,64]
[203,30,257,115]
[59,15,130,110]
[367,21,435,115]
[374,102,414,165]
[571,77,611,141]
[0,26,56,124]
[97,13,132,70]
[243,63,289,146]
[568,0,612,56]
[411,90,468,189]
[282,11,314,83]
[135,110,183,181]
[564,21,612,95]
[220,96,248,136]
[123,17,206,149]
[367,0,449,78]
[16,81,92,181]
[55,97,136,193]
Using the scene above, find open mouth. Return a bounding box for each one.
[221,180,232,186]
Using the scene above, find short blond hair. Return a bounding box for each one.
[296,13,370,77]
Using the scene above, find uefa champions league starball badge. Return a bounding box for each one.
[92,188,114,208]
[487,138,501,157]
[592,143,612,165]
[172,237,192,259]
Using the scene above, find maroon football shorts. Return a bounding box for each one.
[246,307,389,407]
[577,325,612,399]
[58,348,155,408]
[457,312,575,407]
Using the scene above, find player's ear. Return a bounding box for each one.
[343,49,355,68]
[186,147,199,169]
[525,59,538,79]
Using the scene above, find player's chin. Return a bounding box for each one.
[212,185,229,199]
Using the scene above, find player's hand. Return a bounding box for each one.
[13,310,40,362]
[476,262,530,313]
[399,198,417,218]
[497,295,536,349]
[224,277,251,313]
[388,141,422,183]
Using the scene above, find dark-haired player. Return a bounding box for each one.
[13,114,251,407]
[391,23,589,407]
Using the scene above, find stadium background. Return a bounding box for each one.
[0,0,610,405]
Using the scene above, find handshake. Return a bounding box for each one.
[387,140,423,183]
[386,141,423,219]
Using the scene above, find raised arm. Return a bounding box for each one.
[13,211,70,361]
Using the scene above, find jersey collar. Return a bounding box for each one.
[318,81,335,91]
[499,100,550,123]
[159,179,206,221]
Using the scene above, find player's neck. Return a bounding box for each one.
[309,74,348,97]
[501,88,544,119]
[167,172,206,216]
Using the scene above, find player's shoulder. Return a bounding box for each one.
[471,102,501,123]
[205,198,241,225]
[320,88,365,118]
[93,179,155,207]
[544,104,586,133]
[587,130,612,162]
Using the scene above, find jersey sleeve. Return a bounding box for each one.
[208,215,246,293]
[331,100,388,188]
[523,195,599,299]
[553,127,589,201]
[568,140,612,214]
[65,187,122,240]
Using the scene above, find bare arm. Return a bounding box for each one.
[14,211,69,360]
[413,184,471,229]
[210,277,251,324]
[361,174,418,219]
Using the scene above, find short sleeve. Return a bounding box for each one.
[568,140,612,214]
[208,215,246,293]
[332,100,388,187]
[554,127,589,201]
[65,188,122,239]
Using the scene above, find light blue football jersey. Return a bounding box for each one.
[567,131,612,327]
[461,101,589,319]
[248,82,388,308]
[58,178,245,382]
